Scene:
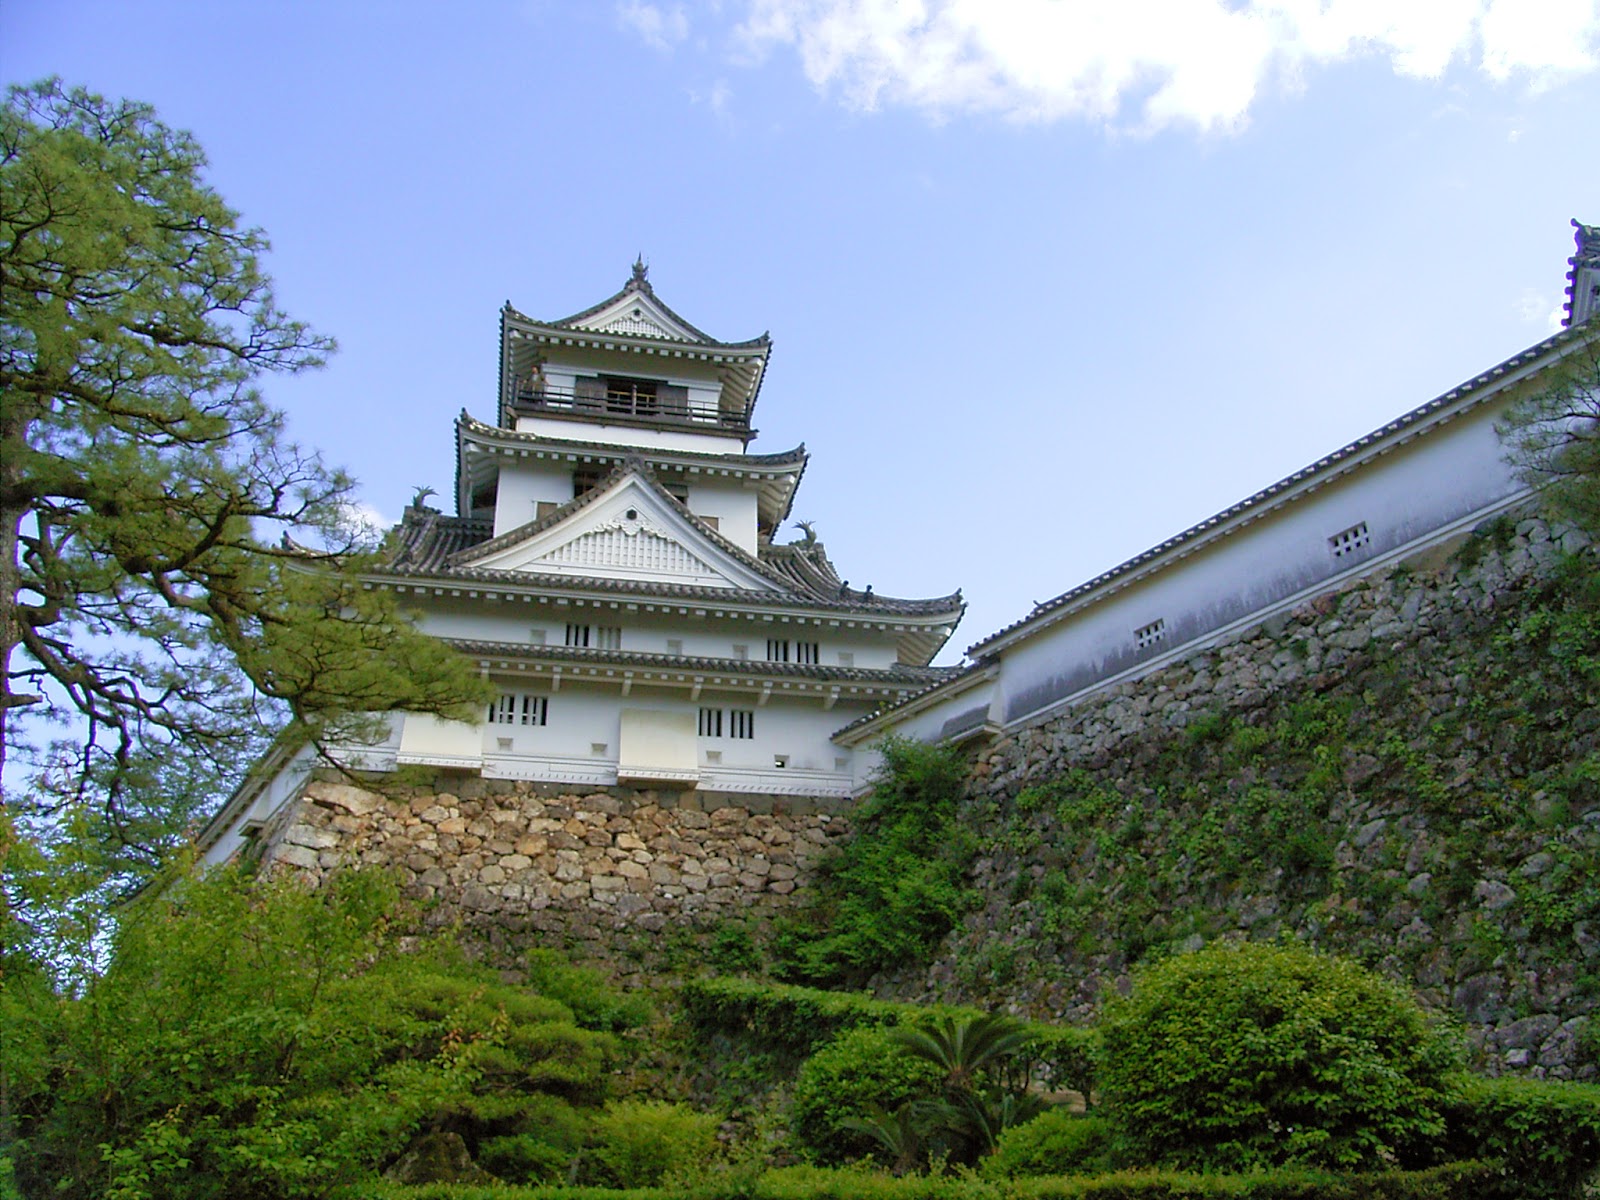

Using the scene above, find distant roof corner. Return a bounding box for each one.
[1564,217,1600,328]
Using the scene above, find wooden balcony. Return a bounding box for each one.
[511,381,750,436]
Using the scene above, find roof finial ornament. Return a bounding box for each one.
[630,254,651,292]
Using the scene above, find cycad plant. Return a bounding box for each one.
[874,1013,1052,1168]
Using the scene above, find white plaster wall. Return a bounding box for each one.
[987,399,1524,729]
[493,461,574,537]
[479,677,871,785]
[199,741,320,868]
[410,603,904,671]
[686,482,759,552]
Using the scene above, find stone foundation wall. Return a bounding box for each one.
[260,777,851,964]
[872,517,1599,1079]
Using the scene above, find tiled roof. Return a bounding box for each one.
[510,261,770,351]
[968,320,1594,657]
[379,461,964,620]
[832,659,995,740]
[458,414,808,470]
[442,637,956,685]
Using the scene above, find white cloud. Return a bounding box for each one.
[1516,288,1568,333]
[337,501,392,549]
[619,1,691,51]
[730,0,1600,131]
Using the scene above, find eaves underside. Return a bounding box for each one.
[369,568,964,623]
[459,415,808,472]
[445,638,952,685]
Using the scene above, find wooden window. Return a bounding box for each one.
[730,710,755,739]
[572,467,602,499]
[1134,619,1166,651]
[565,624,591,648]
[698,707,723,737]
[490,692,548,726]
[766,639,790,662]
[796,641,820,664]
[594,626,622,650]
[604,376,658,415]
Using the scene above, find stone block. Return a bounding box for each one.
[305,781,383,816]
[283,825,341,850]
[274,844,321,870]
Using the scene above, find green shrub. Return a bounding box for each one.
[5,866,626,1200]
[680,976,914,1061]
[773,737,976,987]
[983,1111,1115,1179]
[1097,941,1461,1171]
[577,1099,720,1188]
[476,1095,590,1183]
[791,1027,945,1164]
[1442,1075,1600,1198]
[1024,1024,1102,1107]
[521,947,654,1032]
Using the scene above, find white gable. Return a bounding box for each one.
[568,291,701,343]
[466,477,779,591]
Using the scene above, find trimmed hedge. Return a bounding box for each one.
[983,1112,1115,1179]
[351,1159,1508,1198]
[1443,1075,1600,1199]
[679,977,917,1060]
[678,977,1099,1098]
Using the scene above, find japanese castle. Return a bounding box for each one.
[342,261,961,796]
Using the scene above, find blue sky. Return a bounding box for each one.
[6,0,1599,662]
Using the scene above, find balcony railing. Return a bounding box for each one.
[511,382,748,433]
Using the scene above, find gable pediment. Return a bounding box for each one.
[566,290,701,343]
[462,477,779,591]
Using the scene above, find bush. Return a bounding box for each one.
[1096,941,1461,1171]
[773,737,976,987]
[1442,1075,1600,1198]
[5,866,633,1199]
[577,1099,720,1188]
[680,976,914,1061]
[983,1111,1115,1179]
[476,1095,590,1183]
[791,1027,945,1164]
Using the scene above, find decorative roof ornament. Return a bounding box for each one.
[1563,218,1600,327]
[629,254,652,294]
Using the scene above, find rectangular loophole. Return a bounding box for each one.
[1134,619,1166,651]
[1330,522,1371,559]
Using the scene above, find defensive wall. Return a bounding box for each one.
[252,515,1600,1078]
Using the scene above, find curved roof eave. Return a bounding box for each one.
[443,638,955,684]
[503,300,771,354]
[457,412,807,470]
[384,457,965,620]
